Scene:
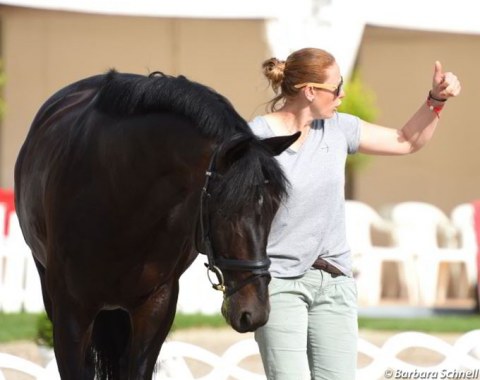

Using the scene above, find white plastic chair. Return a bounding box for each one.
[449,203,478,300]
[386,201,467,306]
[345,201,418,306]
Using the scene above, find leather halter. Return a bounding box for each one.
[196,148,271,297]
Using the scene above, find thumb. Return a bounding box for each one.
[433,60,444,84]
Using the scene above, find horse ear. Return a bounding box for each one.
[218,134,253,166]
[261,132,301,156]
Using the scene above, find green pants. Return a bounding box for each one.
[255,268,358,380]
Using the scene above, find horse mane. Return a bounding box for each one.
[94,70,253,141]
[94,70,289,213]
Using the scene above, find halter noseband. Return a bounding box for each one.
[196,148,271,297]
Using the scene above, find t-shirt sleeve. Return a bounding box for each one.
[335,112,361,154]
[248,116,274,139]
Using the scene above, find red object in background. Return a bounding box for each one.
[0,188,15,236]
[473,200,480,308]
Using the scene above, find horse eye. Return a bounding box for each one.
[258,194,264,206]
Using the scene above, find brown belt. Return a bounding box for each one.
[312,258,344,277]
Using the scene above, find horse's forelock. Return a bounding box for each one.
[212,142,288,215]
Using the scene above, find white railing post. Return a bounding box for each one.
[2,331,480,379]
[1,213,31,313]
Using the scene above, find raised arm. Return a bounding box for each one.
[358,61,461,156]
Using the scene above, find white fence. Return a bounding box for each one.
[1,331,480,379]
[0,208,45,313]
[1,200,479,313]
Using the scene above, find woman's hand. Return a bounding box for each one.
[431,61,461,100]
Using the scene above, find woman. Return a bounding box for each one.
[249,47,461,380]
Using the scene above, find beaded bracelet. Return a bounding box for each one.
[428,90,447,102]
[427,91,446,118]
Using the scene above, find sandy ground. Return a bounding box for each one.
[0,328,476,380]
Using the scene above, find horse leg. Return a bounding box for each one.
[125,280,179,380]
[51,300,96,380]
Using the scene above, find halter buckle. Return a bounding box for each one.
[205,264,226,293]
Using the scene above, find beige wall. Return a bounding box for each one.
[355,26,480,214]
[2,8,479,214]
[0,6,272,187]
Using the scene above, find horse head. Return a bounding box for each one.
[197,132,300,332]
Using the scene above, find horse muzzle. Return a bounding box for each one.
[221,274,271,333]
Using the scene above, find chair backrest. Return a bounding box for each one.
[345,200,391,252]
[387,201,455,252]
[451,203,477,250]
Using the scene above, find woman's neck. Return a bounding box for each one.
[270,104,313,134]
[264,104,314,151]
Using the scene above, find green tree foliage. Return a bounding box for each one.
[338,70,379,199]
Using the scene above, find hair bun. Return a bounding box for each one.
[262,58,285,93]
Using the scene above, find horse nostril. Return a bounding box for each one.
[239,311,252,331]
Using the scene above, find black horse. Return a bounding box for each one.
[14,70,299,379]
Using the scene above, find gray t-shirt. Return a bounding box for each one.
[249,112,361,278]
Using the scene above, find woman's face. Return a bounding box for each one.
[310,63,345,119]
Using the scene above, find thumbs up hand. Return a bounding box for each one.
[431,61,461,100]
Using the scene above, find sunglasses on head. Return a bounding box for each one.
[294,77,344,97]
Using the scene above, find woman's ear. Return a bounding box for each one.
[305,86,315,102]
